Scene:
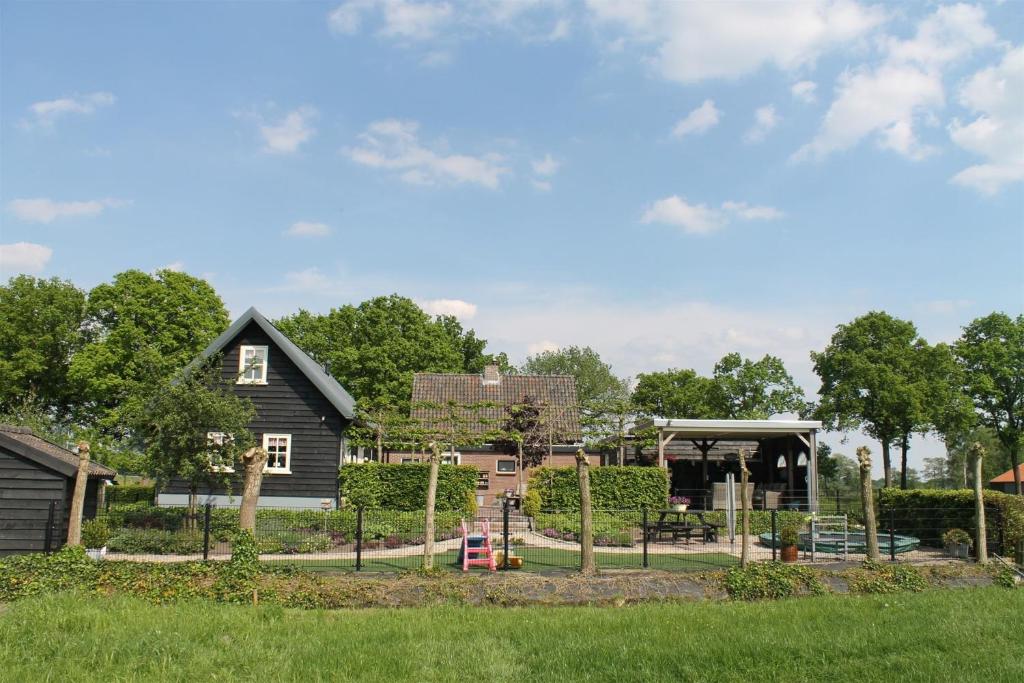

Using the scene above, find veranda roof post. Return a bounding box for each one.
[808,429,819,514]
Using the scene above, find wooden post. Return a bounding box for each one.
[66,441,91,546]
[739,448,751,569]
[238,447,268,531]
[422,442,440,570]
[972,442,988,565]
[857,446,880,562]
[576,448,596,576]
[657,428,665,469]
[808,430,819,513]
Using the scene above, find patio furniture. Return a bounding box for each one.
[712,482,755,511]
[645,510,724,544]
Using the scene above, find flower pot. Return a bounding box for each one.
[780,544,798,563]
[945,542,970,559]
[671,504,687,512]
[86,547,107,561]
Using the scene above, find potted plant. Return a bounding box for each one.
[82,518,110,560]
[779,519,801,563]
[669,495,690,512]
[942,528,973,559]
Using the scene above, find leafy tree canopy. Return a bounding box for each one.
[0,275,87,414]
[68,269,229,432]
[275,295,506,412]
[632,368,722,419]
[493,395,548,467]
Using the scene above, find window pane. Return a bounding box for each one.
[497,460,515,473]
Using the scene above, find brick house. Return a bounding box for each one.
[405,365,597,507]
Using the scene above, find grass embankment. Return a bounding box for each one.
[0,588,1020,682]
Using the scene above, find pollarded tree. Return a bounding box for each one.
[955,313,1024,495]
[127,358,255,521]
[493,396,549,495]
[812,312,925,488]
[69,269,230,432]
[0,275,87,414]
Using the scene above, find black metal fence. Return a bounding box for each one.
[86,499,1011,571]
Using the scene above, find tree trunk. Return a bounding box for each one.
[422,442,440,570]
[66,442,91,546]
[575,449,596,576]
[738,448,751,569]
[882,440,892,488]
[238,447,268,532]
[900,434,910,490]
[1011,443,1022,496]
[858,446,880,562]
[517,440,524,496]
[187,485,198,531]
[972,443,988,564]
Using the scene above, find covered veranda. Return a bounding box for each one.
[646,419,823,513]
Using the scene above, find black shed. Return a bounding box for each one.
[0,425,116,556]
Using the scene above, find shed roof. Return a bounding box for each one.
[644,418,821,439]
[195,306,356,419]
[411,371,581,441]
[990,464,1024,484]
[0,425,117,479]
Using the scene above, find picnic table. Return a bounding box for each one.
[644,509,724,544]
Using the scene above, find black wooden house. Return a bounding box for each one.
[0,425,116,556]
[158,307,357,510]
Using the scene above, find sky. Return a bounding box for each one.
[2,1,1022,475]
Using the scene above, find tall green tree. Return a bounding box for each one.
[68,269,229,432]
[955,312,1024,494]
[0,275,87,413]
[632,368,722,418]
[712,352,805,419]
[811,312,927,488]
[276,295,505,412]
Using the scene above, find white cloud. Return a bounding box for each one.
[527,340,561,355]
[0,242,53,274]
[420,298,478,319]
[281,267,334,292]
[346,119,508,188]
[921,299,973,315]
[329,1,453,41]
[24,92,114,127]
[7,197,129,224]
[795,4,997,162]
[671,99,720,138]
[258,106,317,154]
[642,196,783,235]
[948,46,1024,195]
[531,179,552,192]
[161,261,185,272]
[588,0,886,83]
[285,221,332,237]
[531,153,560,176]
[744,105,779,143]
[791,80,818,103]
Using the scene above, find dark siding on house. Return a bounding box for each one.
[164,321,348,501]
[0,449,67,556]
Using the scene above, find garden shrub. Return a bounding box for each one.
[338,463,478,513]
[878,488,1024,551]
[81,519,111,549]
[527,466,669,511]
[106,484,155,505]
[106,529,203,555]
[724,562,827,600]
[846,561,927,594]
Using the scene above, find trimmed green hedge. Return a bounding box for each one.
[337,463,477,512]
[878,488,1024,551]
[526,466,669,512]
[106,484,155,505]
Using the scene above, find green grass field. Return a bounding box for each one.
[269,547,738,573]
[1,588,1020,682]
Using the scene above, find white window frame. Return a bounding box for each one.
[238,345,269,384]
[262,433,292,474]
[207,431,235,473]
[441,452,461,466]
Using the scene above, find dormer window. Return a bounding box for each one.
[238,345,268,384]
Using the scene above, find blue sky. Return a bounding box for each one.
[2,1,1022,471]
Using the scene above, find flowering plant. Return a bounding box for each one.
[668,496,691,506]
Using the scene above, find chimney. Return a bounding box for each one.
[482,364,501,386]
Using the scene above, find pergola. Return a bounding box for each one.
[649,418,823,512]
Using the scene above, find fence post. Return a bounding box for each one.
[502,499,510,570]
[355,506,364,571]
[888,507,896,562]
[995,506,1004,556]
[202,503,212,560]
[771,509,778,562]
[44,499,56,554]
[642,508,649,569]
[835,489,841,514]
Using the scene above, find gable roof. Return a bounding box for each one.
[411,372,581,441]
[0,425,116,479]
[990,464,1024,484]
[196,306,356,420]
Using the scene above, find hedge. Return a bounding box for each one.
[338,463,478,512]
[878,488,1024,551]
[526,466,669,512]
[106,484,155,505]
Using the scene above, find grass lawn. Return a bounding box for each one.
[1,588,1020,682]
[275,548,738,573]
